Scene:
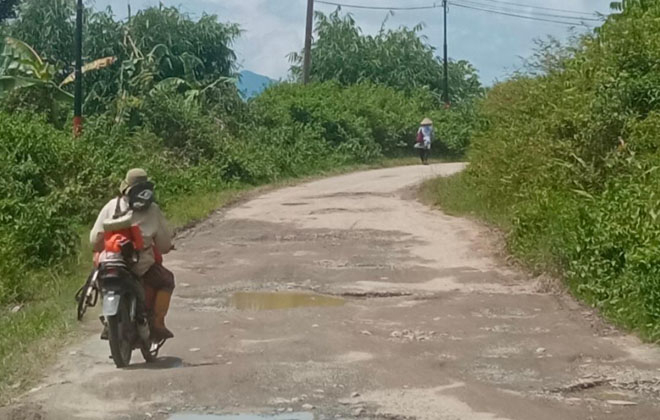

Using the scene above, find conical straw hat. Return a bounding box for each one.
[420,117,433,125]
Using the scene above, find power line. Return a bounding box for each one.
[316,0,600,18]
[465,0,598,16]
[449,2,596,26]
[316,1,441,11]
[316,0,597,27]
[455,0,602,22]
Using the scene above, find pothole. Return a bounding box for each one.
[230,292,345,311]
[338,291,413,298]
[169,413,313,420]
[281,202,309,206]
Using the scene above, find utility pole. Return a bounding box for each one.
[302,0,314,84]
[443,0,449,106]
[73,0,83,137]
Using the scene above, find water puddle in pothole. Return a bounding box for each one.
[169,413,313,420]
[230,292,344,311]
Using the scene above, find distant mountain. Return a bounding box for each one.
[238,70,275,99]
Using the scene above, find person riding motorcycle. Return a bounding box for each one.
[90,168,175,341]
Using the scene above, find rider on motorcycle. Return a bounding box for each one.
[90,168,175,341]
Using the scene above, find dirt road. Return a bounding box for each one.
[4,163,660,420]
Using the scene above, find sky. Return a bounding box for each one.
[93,0,613,85]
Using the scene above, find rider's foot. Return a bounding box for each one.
[151,325,174,341]
[100,325,108,340]
[151,290,174,341]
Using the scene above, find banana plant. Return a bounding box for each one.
[150,75,235,108]
[59,56,117,87]
[0,37,115,102]
[0,37,71,101]
[112,32,235,123]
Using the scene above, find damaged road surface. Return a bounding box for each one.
[4,163,660,420]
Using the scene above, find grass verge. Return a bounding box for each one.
[419,171,566,275]
[419,172,660,343]
[0,155,450,405]
[0,187,244,405]
[418,170,510,229]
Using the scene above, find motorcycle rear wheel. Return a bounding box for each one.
[140,341,159,363]
[107,297,132,368]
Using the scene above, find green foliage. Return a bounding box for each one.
[255,82,426,158]
[610,0,651,12]
[0,113,78,302]
[0,0,20,22]
[0,2,480,310]
[6,0,75,71]
[129,7,240,82]
[0,37,79,102]
[427,102,482,156]
[2,0,240,114]
[445,2,660,340]
[289,10,483,104]
[0,80,443,305]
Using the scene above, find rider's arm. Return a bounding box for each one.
[152,204,173,255]
[89,199,115,252]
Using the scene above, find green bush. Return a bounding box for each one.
[252,81,464,158]
[0,111,229,303]
[451,3,660,340]
[0,113,81,265]
[427,102,482,156]
[0,80,451,306]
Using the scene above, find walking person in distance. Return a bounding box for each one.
[415,117,433,165]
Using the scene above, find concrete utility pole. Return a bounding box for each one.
[303,0,314,84]
[443,0,449,105]
[73,0,83,136]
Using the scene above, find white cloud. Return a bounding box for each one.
[94,0,613,84]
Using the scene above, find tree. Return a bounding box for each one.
[5,0,76,72]
[129,6,240,82]
[289,10,483,104]
[518,36,583,76]
[0,0,20,22]
[610,0,650,12]
[3,1,241,114]
[0,34,116,126]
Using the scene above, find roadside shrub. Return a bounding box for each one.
[252,81,447,158]
[453,3,660,340]
[0,74,474,307]
[0,113,81,266]
[427,102,482,156]
[0,112,231,304]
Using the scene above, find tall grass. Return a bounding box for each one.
[424,3,660,342]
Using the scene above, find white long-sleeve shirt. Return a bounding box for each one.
[415,126,433,150]
[89,197,173,276]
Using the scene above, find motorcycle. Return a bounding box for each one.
[77,214,167,368]
[98,247,165,368]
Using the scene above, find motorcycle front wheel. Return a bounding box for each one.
[107,297,132,368]
[76,269,97,321]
